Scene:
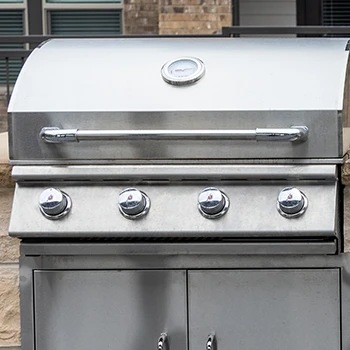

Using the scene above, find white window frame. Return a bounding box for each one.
[42,0,124,35]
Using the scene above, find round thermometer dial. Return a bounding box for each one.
[161,57,205,86]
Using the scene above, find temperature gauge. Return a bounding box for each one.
[161,57,205,86]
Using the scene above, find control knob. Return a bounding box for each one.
[277,187,308,218]
[198,187,229,219]
[39,188,72,219]
[118,188,150,219]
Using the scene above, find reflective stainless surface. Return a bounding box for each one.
[9,158,345,165]
[8,38,349,112]
[19,241,338,255]
[34,270,186,350]
[39,188,72,220]
[189,270,340,350]
[9,181,338,238]
[11,164,338,182]
[9,166,339,240]
[8,38,348,161]
[161,56,205,86]
[9,37,349,350]
[198,188,229,219]
[19,247,350,350]
[40,126,308,143]
[256,126,308,142]
[277,187,308,218]
[40,127,78,143]
[157,333,168,350]
[206,334,216,350]
[118,188,150,219]
[8,110,341,162]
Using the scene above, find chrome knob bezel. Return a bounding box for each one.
[118,188,150,220]
[277,188,308,219]
[198,188,230,219]
[39,189,72,220]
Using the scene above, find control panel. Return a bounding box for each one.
[38,186,307,221]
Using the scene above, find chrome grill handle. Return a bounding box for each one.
[256,126,308,142]
[40,127,78,143]
[158,333,168,350]
[206,333,216,350]
[40,126,308,143]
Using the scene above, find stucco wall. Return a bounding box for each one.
[0,91,20,349]
[0,143,19,349]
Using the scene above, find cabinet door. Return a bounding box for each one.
[189,269,340,350]
[34,270,186,350]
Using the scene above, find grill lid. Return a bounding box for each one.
[8,38,350,112]
[7,38,350,163]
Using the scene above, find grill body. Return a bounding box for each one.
[9,38,350,350]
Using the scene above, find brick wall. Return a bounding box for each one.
[159,0,232,35]
[123,0,232,35]
[124,0,159,34]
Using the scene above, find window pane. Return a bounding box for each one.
[49,10,122,34]
[322,0,350,36]
[323,0,350,26]
[0,10,24,84]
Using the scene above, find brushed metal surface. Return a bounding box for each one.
[9,182,337,238]
[9,158,344,165]
[11,164,338,181]
[19,249,350,350]
[34,270,186,350]
[188,270,340,350]
[8,110,341,162]
[8,38,349,112]
[20,241,338,255]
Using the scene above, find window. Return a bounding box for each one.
[0,1,26,84]
[322,0,350,26]
[297,0,350,28]
[43,0,123,35]
[49,10,122,34]
[0,0,124,85]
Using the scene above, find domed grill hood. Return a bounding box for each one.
[7,38,350,164]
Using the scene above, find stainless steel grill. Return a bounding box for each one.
[8,38,350,350]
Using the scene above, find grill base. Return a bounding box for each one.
[19,243,350,350]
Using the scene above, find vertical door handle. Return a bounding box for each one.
[206,333,216,350]
[158,331,215,350]
[158,333,168,350]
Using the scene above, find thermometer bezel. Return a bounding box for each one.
[161,57,205,86]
